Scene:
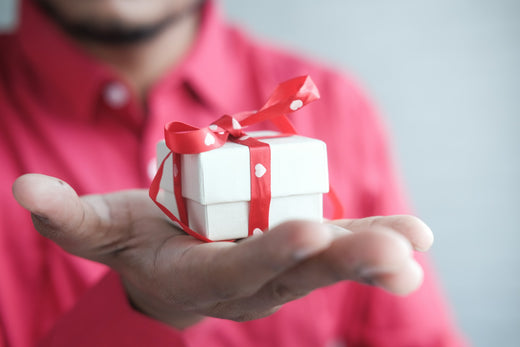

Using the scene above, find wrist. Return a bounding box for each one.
[122,278,204,329]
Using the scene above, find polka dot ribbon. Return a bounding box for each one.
[149,75,342,242]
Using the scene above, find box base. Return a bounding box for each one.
[156,190,323,241]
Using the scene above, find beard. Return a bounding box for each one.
[36,0,206,45]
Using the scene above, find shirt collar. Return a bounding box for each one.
[155,0,259,116]
[16,0,253,121]
[17,0,116,121]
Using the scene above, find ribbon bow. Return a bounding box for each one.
[162,75,320,155]
[150,76,341,242]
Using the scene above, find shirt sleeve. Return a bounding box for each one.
[39,271,187,347]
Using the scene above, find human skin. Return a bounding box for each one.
[15,1,434,329]
[36,0,205,101]
[12,174,432,328]
[37,0,199,27]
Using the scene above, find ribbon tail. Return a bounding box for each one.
[269,115,297,134]
[326,185,344,220]
[149,153,214,243]
[240,76,320,128]
[262,75,320,110]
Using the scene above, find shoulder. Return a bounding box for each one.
[0,30,20,68]
[0,32,24,102]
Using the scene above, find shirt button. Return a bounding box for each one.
[327,340,347,347]
[103,81,129,108]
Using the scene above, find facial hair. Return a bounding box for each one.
[36,0,206,45]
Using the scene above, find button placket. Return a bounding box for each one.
[103,81,129,109]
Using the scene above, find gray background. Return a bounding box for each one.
[2,0,519,346]
[0,0,16,30]
[220,1,519,346]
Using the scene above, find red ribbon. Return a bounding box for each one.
[150,75,342,242]
[161,75,320,154]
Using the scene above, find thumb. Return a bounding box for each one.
[12,173,151,263]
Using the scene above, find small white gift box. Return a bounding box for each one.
[155,131,329,241]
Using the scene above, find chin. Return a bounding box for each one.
[36,0,198,27]
[36,0,205,44]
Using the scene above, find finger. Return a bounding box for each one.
[247,256,423,319]
[370,258,424,296]
[159,220,336,306]
[12,173,168,263]
[13,174,85,248]
[331,215,434,252]
[234,227,418,311]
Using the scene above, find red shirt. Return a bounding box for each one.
[0,1,466,346]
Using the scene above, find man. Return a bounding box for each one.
[0,0,466,345]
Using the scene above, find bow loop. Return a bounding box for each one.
[164,121,228,154]
[239,75,320,128]
[163,75,319,155]
[212,115,246,138]
[150,75,344,243]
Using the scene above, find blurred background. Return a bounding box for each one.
[1,0,519,346]
[219,1,520,346]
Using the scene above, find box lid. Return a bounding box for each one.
[157,131,329,205]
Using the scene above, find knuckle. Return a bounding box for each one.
[268,282,309,303]
[271,282,292,301]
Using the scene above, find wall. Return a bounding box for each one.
[221,1,520,346]
[0,0,17,30]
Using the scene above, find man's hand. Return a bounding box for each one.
[12,174,433,329]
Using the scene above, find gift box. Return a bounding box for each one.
[149,76,340,242]
[154,131,329,241]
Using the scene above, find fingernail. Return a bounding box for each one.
[326,224,353,237]
[358,266,391,279]
[293,247,320,261]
